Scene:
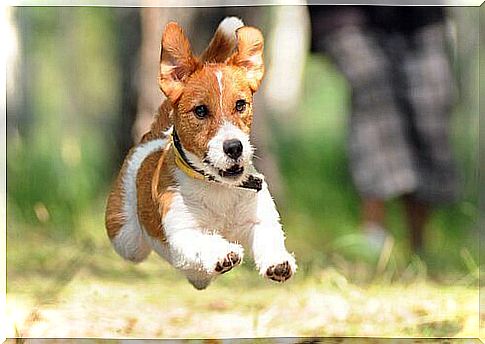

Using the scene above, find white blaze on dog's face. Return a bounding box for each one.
[159,22,264,184]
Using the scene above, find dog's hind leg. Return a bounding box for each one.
[108,211,152,263]
[106,139,168,262]
[184,270,214,290]
[106,167,151,263]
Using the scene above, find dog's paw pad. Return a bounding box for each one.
[266,261,292,282]
[215,251,241,274]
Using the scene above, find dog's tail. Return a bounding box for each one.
[200,16,244,63]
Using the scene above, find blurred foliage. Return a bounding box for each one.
[6,7,479,283]
[8,7,119,232]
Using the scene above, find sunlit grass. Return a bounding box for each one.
[6,201,480,338]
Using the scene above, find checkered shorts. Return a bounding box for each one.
[320,23,459,204]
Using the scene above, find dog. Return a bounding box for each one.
[105,17,296,290]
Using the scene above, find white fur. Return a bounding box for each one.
[111,138,167,262]
[144,187,245,289]
[207,122,253,172]
[169,170,296,287]
[218,17,244,41]
[113,132,295,288]
[182,121,253,186]
[215,70,224,113]
[249,186,297,275]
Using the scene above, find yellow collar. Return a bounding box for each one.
[171,129,206,181]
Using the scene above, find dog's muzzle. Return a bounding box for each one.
[218,164,244,178]
[171,127,263,192]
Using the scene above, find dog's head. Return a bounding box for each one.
[159,18,264,185]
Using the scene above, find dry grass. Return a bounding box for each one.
[6,228,480,339]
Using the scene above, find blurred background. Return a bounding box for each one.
[5,5,481,338]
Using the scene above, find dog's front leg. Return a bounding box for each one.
[155,192,244,289]
[248,185,297,282]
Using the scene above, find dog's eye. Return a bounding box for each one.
[194,105,208,119]
[235,99,246,113]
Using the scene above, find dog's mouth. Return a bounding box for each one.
[218,165,244,178]
[202,156,246,181]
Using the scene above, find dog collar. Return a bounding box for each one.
[170,128,263,192]
[171,129,207,181]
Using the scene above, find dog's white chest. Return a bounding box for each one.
[176,171,259,238]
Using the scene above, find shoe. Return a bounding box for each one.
[363,222,388,252]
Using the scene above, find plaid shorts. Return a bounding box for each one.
[320,23,459,204]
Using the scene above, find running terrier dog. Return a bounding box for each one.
[105,17,296,289]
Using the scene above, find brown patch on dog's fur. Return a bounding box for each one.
[136,146,176,240]
[105,142,176,242]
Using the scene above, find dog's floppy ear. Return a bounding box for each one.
[200,17,244,63]
[228,26,265,92]
[159,22,199,104]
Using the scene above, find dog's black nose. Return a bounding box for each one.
[223,139,243,160]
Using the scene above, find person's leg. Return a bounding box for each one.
[322,26,418,242]
[398,23,458,252]
[400,23,458,205]
[402,194,431,253]
[362,198,386,228]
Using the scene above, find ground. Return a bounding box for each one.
[5,228,481,339]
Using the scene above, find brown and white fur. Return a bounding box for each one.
[105,17,296,290]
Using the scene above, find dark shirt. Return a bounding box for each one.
[309,6,446,51]
[364,7,445,33]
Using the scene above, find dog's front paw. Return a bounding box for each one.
[215,251,242,274]
[260,254,296,283]
[266,261,293,282]
[202,242,243,275]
